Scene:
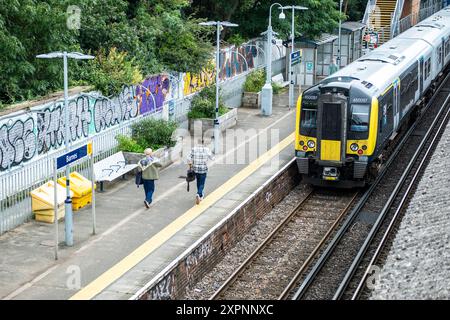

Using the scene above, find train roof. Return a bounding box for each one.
[329,38,428,94]
[319,5,450,96]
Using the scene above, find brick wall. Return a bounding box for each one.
[133,159,300,300]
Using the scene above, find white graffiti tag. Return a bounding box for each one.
[0,118,37,170]
[119,85,139,121]
[93,99,121,133]
[68,96,90,141]
[37,106,64,154]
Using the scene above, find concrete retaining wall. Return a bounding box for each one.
[131,159,300,300]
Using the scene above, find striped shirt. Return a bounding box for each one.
[188,146,214,174]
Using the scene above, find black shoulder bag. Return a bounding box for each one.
[186,165,196,192]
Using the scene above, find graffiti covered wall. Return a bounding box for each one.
[0,72,177,171]
[0,39,266,172]
[182,40,262,97]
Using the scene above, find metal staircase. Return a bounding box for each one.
[363,0,404,47]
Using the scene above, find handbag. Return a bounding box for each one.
[135,170,144,187]
[186,166,196,192]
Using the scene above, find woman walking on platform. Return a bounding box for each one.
[138,148,162,209]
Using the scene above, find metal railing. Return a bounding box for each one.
[0,37,275,235]
[362,0,378,25]
[391,0,405,37]
[397,4,442,36]
[0,108,163,235]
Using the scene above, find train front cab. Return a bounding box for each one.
[295,83,378,188]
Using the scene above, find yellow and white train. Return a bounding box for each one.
[295,6,450,187]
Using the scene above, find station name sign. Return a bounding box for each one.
[291,50,302,66]
[57,142,93,170]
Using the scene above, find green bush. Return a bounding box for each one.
[243,69,265,93]
[85,48,143,97]
[188,85,228,119]
[116,118,178,153]
[272,82,283,94]
[243,69,285,94]
[116,135,145,153]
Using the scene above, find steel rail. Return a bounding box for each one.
[345,92,450,300]
[278,192,358,300]
[209,189,315,300]
[292,71,450,300]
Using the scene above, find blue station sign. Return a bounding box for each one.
[291,50,302,66]
[57,142,92,170]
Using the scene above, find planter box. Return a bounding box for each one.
[123,138,183,170]
[242,91,261,109]
[188,108,238,136]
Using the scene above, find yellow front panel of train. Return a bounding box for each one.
[320,140,341,161]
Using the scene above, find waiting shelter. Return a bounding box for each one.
[334,21,366,68]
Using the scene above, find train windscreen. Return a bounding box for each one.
[321,102,342,140]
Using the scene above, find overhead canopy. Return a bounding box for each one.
[340,21,366,32]
[296,33,338,48]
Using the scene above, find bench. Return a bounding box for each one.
[272,73,290,88]
[94,152,138,191]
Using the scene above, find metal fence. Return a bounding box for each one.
[0,36,279,235]
[397,4,443,36]
[0,108,163,235]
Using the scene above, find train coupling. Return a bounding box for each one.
[322,167,339,181]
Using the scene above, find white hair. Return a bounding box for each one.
[144,148,153,155]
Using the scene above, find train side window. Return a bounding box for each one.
[425,58,431,79]
[350,104,370,132]
[446,39,450,57]
[379,103,388,133]
[446,38,450,57]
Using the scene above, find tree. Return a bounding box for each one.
[189,0,343,42]
[0,0,213,106]
[0,0,79,105]
[345,0,367,21]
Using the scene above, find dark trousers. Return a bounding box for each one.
[143,179,155,203]
[195,173,207,198]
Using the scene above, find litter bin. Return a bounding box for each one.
[31,181,73,223]
[58,172,95,211]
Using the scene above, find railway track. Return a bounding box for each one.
[209,189,358,300]
[292,72,450,300]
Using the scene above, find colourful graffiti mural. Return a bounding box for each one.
[219,45,257,80]
[182,41,260,97]
[183,68,215,96]
[136,75,171,114]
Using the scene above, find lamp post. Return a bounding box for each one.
[280,5,308,110]
[199,21,238,154]
[36,51,94,247]
[261,3,285,116]
[337,0,344,69]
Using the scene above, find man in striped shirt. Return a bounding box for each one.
[187,139,215,205]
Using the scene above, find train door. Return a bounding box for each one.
[316,93,347,163]
[442,39,445,70]
[419,57,424,94]
[393,79,400,130]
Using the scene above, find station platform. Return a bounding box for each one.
[370,119,450,299]
[0,91,298,300]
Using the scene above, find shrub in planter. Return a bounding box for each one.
[116,118,178,153]
[243,69,266,93]
[188,85,228,119]
[116,135,145,153]
[243,69,284,94]
[132,118,178,150]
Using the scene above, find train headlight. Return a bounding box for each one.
[307,140,315,148]
[299,141,304,146]
[350,143,359,152]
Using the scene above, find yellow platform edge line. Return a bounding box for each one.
[70,132,295,300]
